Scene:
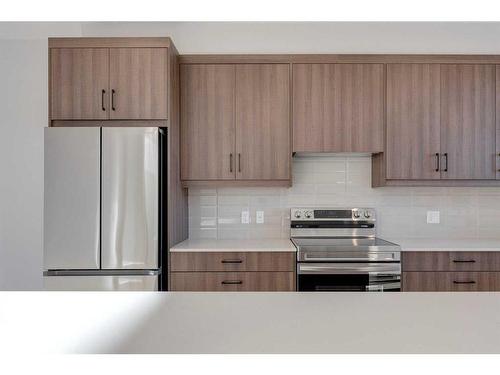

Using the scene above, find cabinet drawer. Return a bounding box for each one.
[170,252,295,272]
[170,272,295,291]
[402,272,500,291]
[402,251,500,271]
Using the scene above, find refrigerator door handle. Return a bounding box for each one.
[44,269,160,277]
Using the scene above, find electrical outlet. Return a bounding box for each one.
[241,210,250,224]
[256,210,264,224]
[426,211,440,224]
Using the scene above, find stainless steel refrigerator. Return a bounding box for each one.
[43,127,166,291]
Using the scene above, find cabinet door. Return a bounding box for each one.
[440,64,496,179]
[180,65,236,180]
[403,272,500,291]
[386,64,441,179]
[50,48,109,120]
[235,64,290,180]
[293,64,384,153]
[170,272,295,291]
[170,251,295,272]
[109,48,167,119]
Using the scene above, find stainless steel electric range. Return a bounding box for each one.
[291,208,401,292]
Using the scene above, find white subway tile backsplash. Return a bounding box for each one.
[187,155,500,240]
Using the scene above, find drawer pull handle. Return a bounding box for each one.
[221,280,243,285]
[452,260,476,263]
[453,280,476,284]
[221,259,243,264]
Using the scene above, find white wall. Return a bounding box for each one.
[81,22,500,54]
[2,21,500,290]
[0,24,82,290]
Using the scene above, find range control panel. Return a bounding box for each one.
[291,208,375,221]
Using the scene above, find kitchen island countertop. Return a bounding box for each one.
[5,292,500,354]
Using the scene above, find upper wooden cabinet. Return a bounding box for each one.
[378,63,498,185]
[50,41,168,121]
[180,63,291,185]
[180,64,235,180]
[440,64,496,180]
[293,64,384,153]
[235,64,290,180]
[109,48,167,119]
[386,64,441,180]
[50,48,109,120]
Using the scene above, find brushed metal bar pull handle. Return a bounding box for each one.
[111,89,116,111]
[443,153,448,172]
[221,259,243,264]
[453,260,476,263]
[238,153,241,173]
[435,152,440,172]
[453,280,476,284]
[230,153,233,173]
[221,280,243,285]
[101,89,106,111]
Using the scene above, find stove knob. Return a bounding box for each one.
[294,211,302,219]
[364,211,371,218]
[353,211,360,219]
[305,211,312,218]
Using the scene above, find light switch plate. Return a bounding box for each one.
[426,211,440,224]
[256,210,264,224]
[241,210,250,224]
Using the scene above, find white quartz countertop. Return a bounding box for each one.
[6,292,500,354]
[170,238,297,252]
[388,238,500,252]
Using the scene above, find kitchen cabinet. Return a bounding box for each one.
[293,63,384,153]
[403,272,500,292]
[170,251,296,291]
[170,272,295,292]
[180,64,235,180]
[170,251,295,272]
[386,64,441,180]
[440,64,496,179]
[109,48,167,119]
[376,63,497,186]
[180,63,291,185]
[402,251,500,291]
[50,42,168,121]
[235,64,290,180]
[50,48,109,120]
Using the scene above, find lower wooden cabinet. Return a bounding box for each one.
[170,251,295,272]
[402,251,500,291]
[403,272,500,291]
[169,251,296,291]
[402,251,500,272]
[170,271,295,291]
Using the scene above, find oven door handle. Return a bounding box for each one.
[298,263,401,275]
[366,282,401,292]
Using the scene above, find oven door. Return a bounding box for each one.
[297,262,401,292]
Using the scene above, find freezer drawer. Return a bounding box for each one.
[101,127,159,270]
[43,275,158,291]
[44,127,100,270]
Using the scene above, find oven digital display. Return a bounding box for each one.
[314,210,352,219]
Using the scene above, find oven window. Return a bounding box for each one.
[298,274,369,292]
[298,274,401,292]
